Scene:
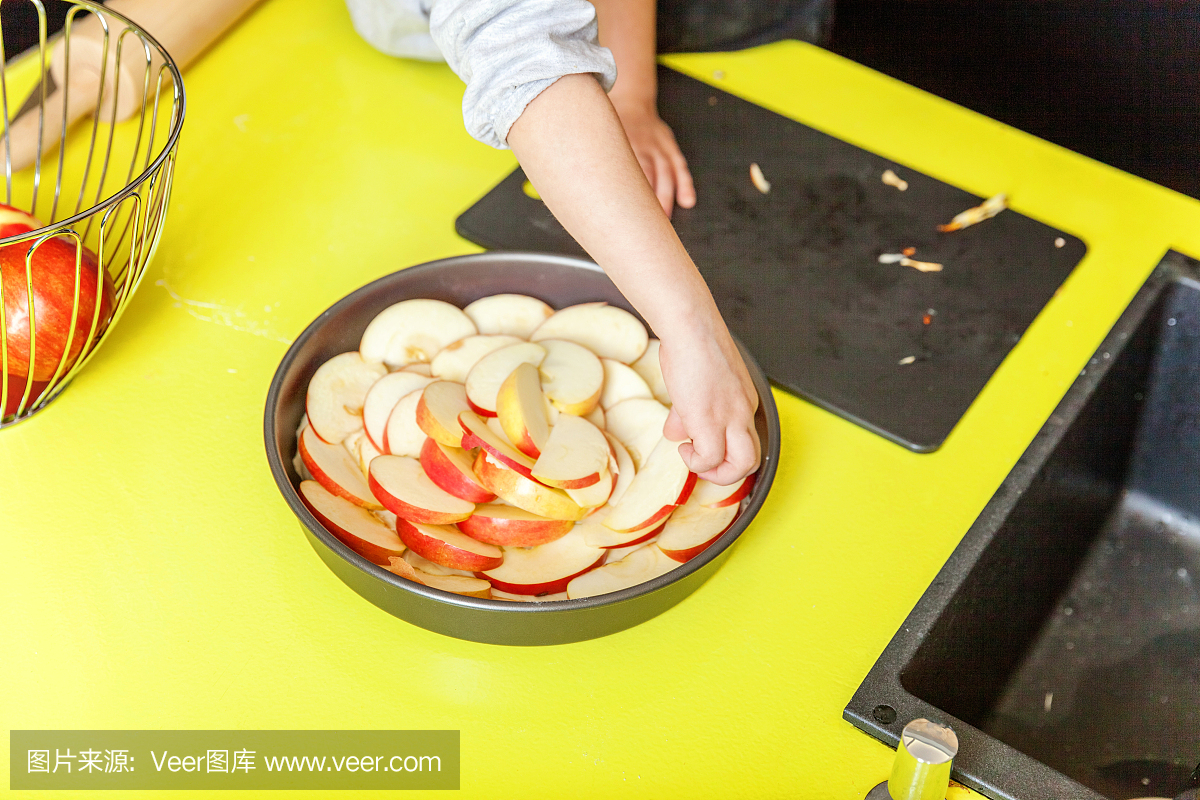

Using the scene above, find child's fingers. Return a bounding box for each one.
[679,426,727,475]
[669,149,696,209]
[663,406,689,443]
[696,426,760,485]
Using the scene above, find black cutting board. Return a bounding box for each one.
[455,66,1087,451]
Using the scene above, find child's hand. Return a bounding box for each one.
[659,323,760,486]
[612,100,695,218]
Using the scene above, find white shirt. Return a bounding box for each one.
[344,0,618,149]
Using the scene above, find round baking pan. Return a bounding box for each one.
[264,252,781,645]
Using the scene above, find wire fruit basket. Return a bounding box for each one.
[0,0,184,427]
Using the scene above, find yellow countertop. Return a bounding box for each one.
[3,0,1199,797]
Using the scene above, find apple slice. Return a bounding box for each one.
[600,358,653,409]
[491,589,569,602]
[603,541,660,564]
[419,436,496,503]
[566,544,679,599]
[531,414,608,489]
[632,339,670,405]
[464,341,546,417]
[401,363,433,376]
[604,433,636,507]
[305,352,387,444]
[478,527,605,595]
[464,294,554,338]
[359,299,477,368]
[416,381,470,448]
[605,397,670,469]
[386,556,492,598]
[383,388,429,458]
[430,334,522,383]
[486,415,510,443]
[362,371,434,451]
[457,503,574,547]
[580,510,667,548]
[299,480,405,565]
[459,410,537,478]
[566,465,614,509]
[300,425,382,509]
[691,473,757,508]
[368,454,475,524]
[530,302,649,364]
[603,437,696,533]
[472,449,586,521]
[657,496,738,562]
[496,362,550,458]
[584,404,605,430]
[538,339,603,415]
[404,548,475,577]
[395,517,502,571]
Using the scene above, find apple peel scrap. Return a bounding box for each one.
[295,292,761,602]
[878,253,943,273]
[937,193,1007,232]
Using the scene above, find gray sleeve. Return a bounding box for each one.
[429,0,617,150]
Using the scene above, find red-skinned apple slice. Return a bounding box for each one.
[566,544,679,599]
[430,334,522,383]
[605,397,670,469]
[691,473,757,508]
[530,302,649,364]
[603,541,659,564]
[538,339,603,415]
[299,425,382,509]
[386,556,492,598]
[416,381,470,447]
[419,436,496,503]
[531,414,608,489]
[477,527,605,595]
[457,503,574,547]
[359,299,477,368]
[603,437,696,533]
[394,517,502,571]
[404,548,474,577]
[657,495,738,562]
[580,510,667,548]
[472,449,586,521]
[368,454,475,524]
[600,358,653,409]
[458,410,537,478]
[631,339,670,405]
[496,362,550,458]
[299,480,405,565]
[357,432,383,479]
[584,404,605,430]
[464,294,554,338]
[383,389,428,457]
[566,465,614,509]
[464,341,546,417]
[305,352,387,444]
[401,363,432,376]
[604,433,636,507]
[362,370,434,451]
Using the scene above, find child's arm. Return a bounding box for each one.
[591,0,695,218]
[507,74,759,485]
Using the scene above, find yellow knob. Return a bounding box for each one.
[887,719,959,800]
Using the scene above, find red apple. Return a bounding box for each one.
[395,517,503,572]
[2,374,48,417]
[457,503,574,547]
[477,527,605,595]
[1,232,115,382]
[603,437,696,533]
[368,454,475,524]
[472,449,586,521]
[299,480,405,565]
[656,496,738,562]
[419,435,496,503]
[299,424,382,509]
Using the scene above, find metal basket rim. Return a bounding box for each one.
[0,0,186,243]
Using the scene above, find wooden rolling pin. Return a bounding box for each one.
[5,0,263,173]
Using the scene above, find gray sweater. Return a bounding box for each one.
[344,0,618,150]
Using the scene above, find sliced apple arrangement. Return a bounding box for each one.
[295,294,759,602]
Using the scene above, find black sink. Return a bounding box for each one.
[846,251,1200,800]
